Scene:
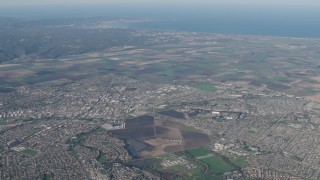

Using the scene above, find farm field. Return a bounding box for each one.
[110,113,210,158]
[2,33,320,102]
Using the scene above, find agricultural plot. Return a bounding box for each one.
[110,113,210,158]
[201,156,235,174]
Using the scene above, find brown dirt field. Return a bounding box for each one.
[311,76,320,82]
[181,130,211,149]
[111,115,211,158]
[140,149,165,157]
[61,59,100,66]
[291,77,320,88]
[154,116,185,128]
[304,94,320,103]
[120,59,166,66]
[74,59,100,63]
[145,138,171,146]
[5,69,35,78]
[125,115,154,128]
[139,124,184,157]
[110,126,155,139]
[140,138,181,157]
[291,79,320,102]
[299,82,320,89]
[110,57,122,61]
[155,126,182,140]
[0,64,19,68]
[164,145,183,153]
[85,52,102,58]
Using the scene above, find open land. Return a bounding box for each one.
[110,113,210,158]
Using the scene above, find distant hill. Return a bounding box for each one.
[0,17,145,63]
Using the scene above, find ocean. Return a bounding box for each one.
[1,4,320,38]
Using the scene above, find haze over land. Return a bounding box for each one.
[1,1,320,38]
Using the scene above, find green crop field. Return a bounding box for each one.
[187,147,211,157]
[201,156,235,174]
[226,155,249,168]
[164,160,212,180]
[180,124,201,132]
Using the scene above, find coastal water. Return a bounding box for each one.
[124,6,320,38]
[1,5,320,38]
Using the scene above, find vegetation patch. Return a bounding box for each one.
[0,121,10,125]
[180,124,200,132]
[69,151,79,158]
[33,127,43,132]
[196,83,217,92]
[244,145,256,152]
[201,155,235,174]
[101,141,109,145]
[171,164,207,180]
[96,127,107,133]
[23,148,38,156]
[168,152,222,180]
[97,151,108,164]
[276,121,289,126]
[171,164,191,173]
[0,87,16,93]
[187,147,211,157]
[42,173,53,180]
[248,130,256,134]
[100,169,108,175]
[226,155,248,168]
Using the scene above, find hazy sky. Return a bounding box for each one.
[0,0,319,37]
[1,0,320,7]
[1,0,319,19]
